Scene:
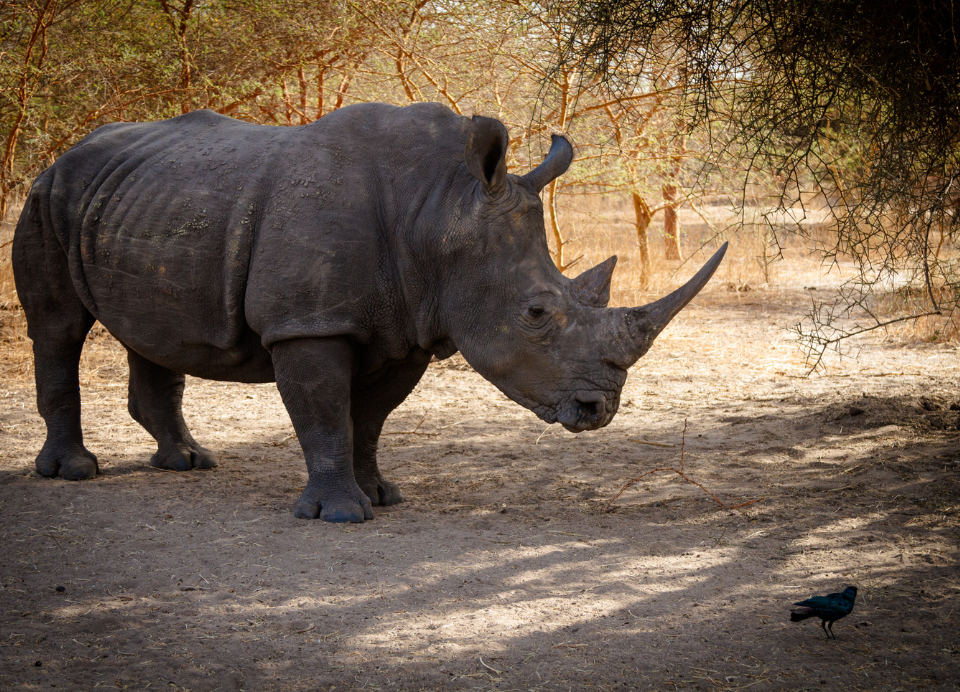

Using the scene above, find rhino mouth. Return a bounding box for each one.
[551,390,618,433]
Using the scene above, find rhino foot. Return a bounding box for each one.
[36,444,99,480]
[150,443,217,471]
[293,488,374,523]
[359,476,405,506]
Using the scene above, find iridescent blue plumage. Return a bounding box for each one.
[790,586,857,639]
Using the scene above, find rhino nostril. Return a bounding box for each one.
[575,398,601,423]
[574,391,606,417]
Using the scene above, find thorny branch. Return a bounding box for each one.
[793,294,945,375]
[606,420,763,513]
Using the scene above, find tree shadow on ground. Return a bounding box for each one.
[1,388,959,690]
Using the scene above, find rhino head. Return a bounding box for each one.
[435,115,727,433]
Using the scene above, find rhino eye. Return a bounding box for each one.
[527,306,545,318]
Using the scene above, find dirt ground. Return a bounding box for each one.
[1,260,959,691]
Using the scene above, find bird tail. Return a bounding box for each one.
[790,608,816,622]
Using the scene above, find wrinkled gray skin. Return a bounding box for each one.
[13,102,727,523]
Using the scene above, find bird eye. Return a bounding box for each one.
[527,306,545,318]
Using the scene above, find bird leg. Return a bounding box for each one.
[821,620,831,639]
[828,621,836,639]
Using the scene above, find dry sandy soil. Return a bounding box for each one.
[1,260,959,691]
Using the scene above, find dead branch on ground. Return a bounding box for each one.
[606,420,763,512]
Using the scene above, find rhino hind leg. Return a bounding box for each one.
[126,348,217,471]
[351,356,430,506]
[14,195,99,480]
[32,336,100,480]
[354,444,405,507]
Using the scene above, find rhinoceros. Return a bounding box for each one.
[13,102,726,522]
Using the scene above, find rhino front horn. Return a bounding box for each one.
[608,242,729,368]
[522,134,573,192]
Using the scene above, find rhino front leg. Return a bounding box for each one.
[126,348,217,471]
[272,337,373,523]
[352,355,430,506]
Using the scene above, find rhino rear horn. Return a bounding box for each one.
[609,243,728,368]
[572,255,617,307]
[465,115,508,193]
[522,134,574,192]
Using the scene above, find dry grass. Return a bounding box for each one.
[558,195,960,352]
[881,284,960,345]
[555,194,801,306]
[891,312,960,343]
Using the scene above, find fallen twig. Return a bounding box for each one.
[479,656,503,674]
[146,465,190,475]
[535,425,552,444]
[607,420,764,513]
[382,412,438,436]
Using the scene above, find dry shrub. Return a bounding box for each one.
[825,211,960,347]
[891,312,960,343]
[885,229,960,345]
[791,211,960,370]
[557,193,960,351]
[882,285,960,345]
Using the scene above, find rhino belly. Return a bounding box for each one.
[81,204,276,381]
[85,252,276,383]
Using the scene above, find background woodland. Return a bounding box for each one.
[3,0,960,363]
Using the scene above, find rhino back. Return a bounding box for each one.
[41,104,469,379]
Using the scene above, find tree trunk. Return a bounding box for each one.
[1,0,57,225]
[281,75,293,125]
[632,192,652,289]
[176,0,195,114]
[297,65,309,125]
[662,183,681,260]
[334,71,353,110]
[661,133,686,261]
[316,66,325,118]
[547,178,566,271]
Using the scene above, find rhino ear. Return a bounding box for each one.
[572,255,617,307]
[465,115,508,193]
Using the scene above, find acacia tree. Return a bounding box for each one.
[346,0,593,271]
[334,0,709,275]
[0,0,67,223]
[603,92,684,286]
[0,0,401,222]
[553,0,960,363]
